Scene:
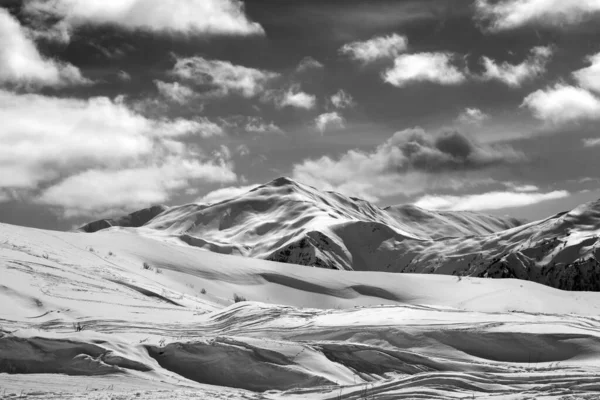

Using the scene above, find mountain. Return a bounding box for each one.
[140,177,521,267]
[78,205,168,233]
[78,177,600,291]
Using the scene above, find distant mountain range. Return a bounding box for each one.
[79,177,600,291]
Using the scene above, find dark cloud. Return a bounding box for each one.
[382,128,525,173]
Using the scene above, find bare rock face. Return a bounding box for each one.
[77,205,169,233]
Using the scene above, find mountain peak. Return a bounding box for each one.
[264,176,300,188]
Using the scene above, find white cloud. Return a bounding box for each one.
[171,56,279,98]
[503,182,539,192]
[583,138,600,147]
[155,118,224,138]
[219,115,283,135]
[480,46,553,88]
[315,112,345,133]
[522,84,600,124]
[457,108,490,125]
[274,86,316,110]
[414,190,569,211]
[340,33,408,63]
[117,70,131,81]
[475,0,600,31]
[38,158,236,217]
[154,80,198,104]
[245,117,283,134]
[293,128,523,201]
[331,89,355,109]
[0,9,89,88]
[573,52,600,94]
[296,56,324,72]
[383,52,467,87]
[0,89,234,216]
[197,184,258,204]
[23,0,264,38]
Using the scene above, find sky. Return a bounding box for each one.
[1,0,600,231]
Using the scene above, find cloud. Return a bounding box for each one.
[573,52,600,94]
[383,52,467,87]
[0,9,89,88]
[296,56,324,72]
[503,182,539,192]
[154,80,198,104]
[219,115,283,135]
[456,108,490,125]
[522,84,600,124]
[583,138,600,147]
[171,56,279,98]
[197,184,258,204]
[23,0,264,38]
[117,70,131,81]
[37,158,236,217]
[414,190,569,211]
[268,85,316,109]
[244,117,283,134]
[0,89,233,216]
[331,89,355,109]
[479,46,553,88]
[293,127,524,201]
[315,112,345,133]
[340,33,408,63]
[475,0,600,31]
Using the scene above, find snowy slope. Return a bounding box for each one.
[77,177,600,291]
[2,221,600,399]
[83,177,523,272]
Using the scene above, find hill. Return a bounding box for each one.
[1,221,600,399]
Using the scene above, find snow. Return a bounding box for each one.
[2,219,600,399]
[75,178,600,291]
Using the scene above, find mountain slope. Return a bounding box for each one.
[78,205,169,233]
[77,177,600,291]
[1,221,600,399]
[138,177,521,270]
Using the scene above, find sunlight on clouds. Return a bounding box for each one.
[583,138,600,147]
[330,90,355,109]
[37,159,236,218]
[296,56,324,72]
[522,84,600,124]
[415,190,570,211]
[277,86,316,110]
[383,53,466,87]
[340,33,408,63]
[0,90,235,216]
[573,52,600,94]
[293,128,524,201]
[475,0,600,31]
[479,46,553,88]
[0,9,89,88]
[154,80,198,104]
[23,0,264,38]
[456,108,490,126]
[315,112,345,134]
[171,56,279,98]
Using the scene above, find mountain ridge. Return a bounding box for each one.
[77,177,600,291]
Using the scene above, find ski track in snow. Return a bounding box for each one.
[1,221,600,399]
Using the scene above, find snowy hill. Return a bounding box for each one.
[1,221,600,399]
[78,177,600,291]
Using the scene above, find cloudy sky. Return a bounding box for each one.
[1,0,600,230]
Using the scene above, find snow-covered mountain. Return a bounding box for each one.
[79,177,600,291]
[2,220,600,399]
